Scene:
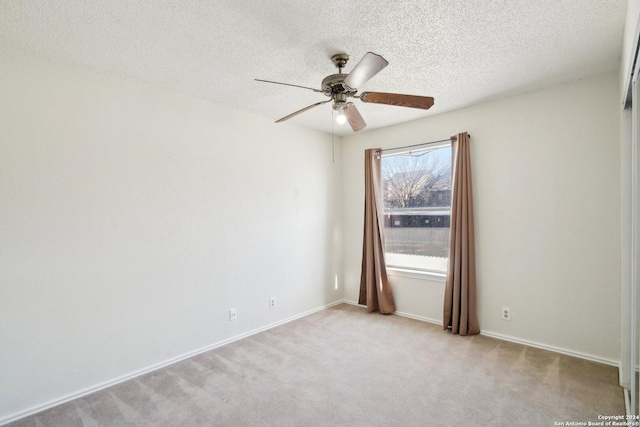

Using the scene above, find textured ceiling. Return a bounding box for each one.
[0,0,628,135]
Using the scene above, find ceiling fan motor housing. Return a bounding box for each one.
[321,73,357,99]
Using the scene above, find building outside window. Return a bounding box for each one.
[381,144,452,274]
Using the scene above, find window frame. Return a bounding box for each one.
[380,141,452,278]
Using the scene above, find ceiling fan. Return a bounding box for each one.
[255,52,434,132]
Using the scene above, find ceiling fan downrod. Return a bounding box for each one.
[322,53,357,99]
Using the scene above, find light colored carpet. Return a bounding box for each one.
[8,303,624,426]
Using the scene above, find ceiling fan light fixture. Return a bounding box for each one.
[334,103,347,125]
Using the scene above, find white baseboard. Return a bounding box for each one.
[479,330,618,367]
[0,300,345,426]
[342,299,443,326]
[5,299,620,425]
[341,299,364,308]
[343,299,618,367]
[394,309,443,326]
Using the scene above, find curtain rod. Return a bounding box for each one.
[377,134,471,154]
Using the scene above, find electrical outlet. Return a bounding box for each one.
[501,307,511,321]
[229,308,237,321]
[269,297,276,310]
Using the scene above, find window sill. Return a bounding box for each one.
[386,267,446,282]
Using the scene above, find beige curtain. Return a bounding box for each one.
[443,132,480,335]
[359,149,396,314]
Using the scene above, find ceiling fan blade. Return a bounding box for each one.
[343,52,388,89]
[255,79,323,93]
[344,102,366,132]
[359,92,434,110]
[275,99,331,123]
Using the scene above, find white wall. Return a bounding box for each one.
[342,71,621,363]
[0,49,343,422]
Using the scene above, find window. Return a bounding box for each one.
[381,144,452,274]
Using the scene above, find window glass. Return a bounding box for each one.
[382,145,452,273]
